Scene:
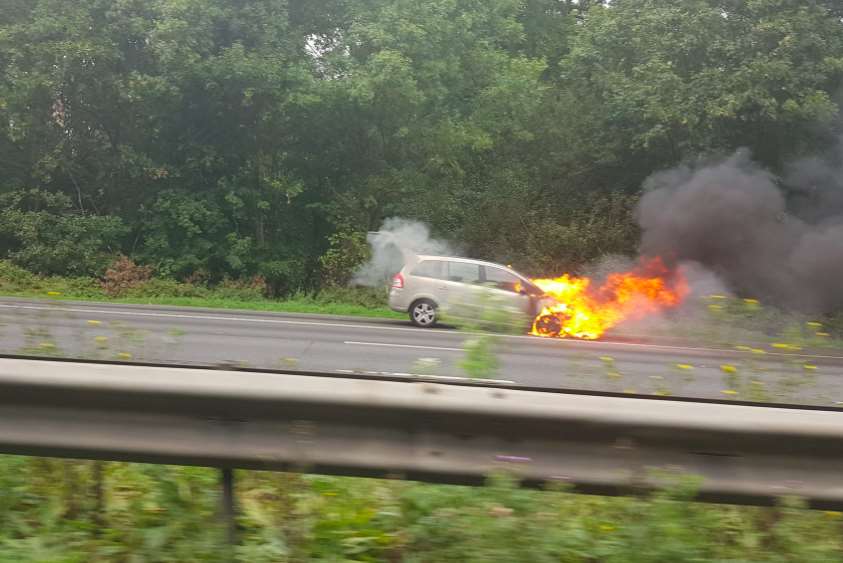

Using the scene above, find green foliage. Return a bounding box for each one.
[319,230,372,288]
[516,192,641,275]
[123,278,211,299]
[0,260,35,290]
[0,260,398,318]
[311,286,389,309]
[3,456,843,561]
[259,259,307,298]
[459,335,501,379]
[0,190,126,276]
[0,0,842,295]
[564,0,843,169]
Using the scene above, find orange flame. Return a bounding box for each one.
[530,257,688,340]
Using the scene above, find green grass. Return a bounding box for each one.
[62,294,402,319]
[0,260,403,320]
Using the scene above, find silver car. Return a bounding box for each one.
[388,255,552,328]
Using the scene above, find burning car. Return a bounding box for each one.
[389,254,687,339]
[388,255,556,328]
[529,257,688,340]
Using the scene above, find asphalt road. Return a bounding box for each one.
[1,298,842,405]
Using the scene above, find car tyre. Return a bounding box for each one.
[533,313,562,337]
[410,299,437,328]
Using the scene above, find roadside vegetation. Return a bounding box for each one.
[0,260,400,319]
[608,293,843,349]
[2,456,843,562]
[1,0,841,297]
[2,0,843,335]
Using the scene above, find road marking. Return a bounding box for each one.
[344,340,463,352]
[1,302,842,361]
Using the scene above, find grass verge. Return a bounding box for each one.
[0,260,403,320]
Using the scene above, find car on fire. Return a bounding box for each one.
[388,255,557,328]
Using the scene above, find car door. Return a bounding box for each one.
[482,265,532,320]
[440,260,483,320]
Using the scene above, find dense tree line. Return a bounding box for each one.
[1,0,841,292]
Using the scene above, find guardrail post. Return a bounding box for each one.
[220,467,236,552]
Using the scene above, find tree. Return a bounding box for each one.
[563,0,843,172]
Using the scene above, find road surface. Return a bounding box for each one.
[1,298,842,405]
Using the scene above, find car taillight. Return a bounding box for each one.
[391,273,404,289]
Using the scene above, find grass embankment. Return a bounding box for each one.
[0,261,403,320]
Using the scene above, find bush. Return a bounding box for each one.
[259,259,306,298]
[519,193,640,276]
[319,230,372,288]
[0,189,126,277]
[0,260,36,291]
[101,256,153,297]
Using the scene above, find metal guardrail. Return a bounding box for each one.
[1,358,843,509]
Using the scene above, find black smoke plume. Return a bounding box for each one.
[637,147,843,313]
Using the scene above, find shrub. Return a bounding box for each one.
[0,189,126,277]
[0,260,36,291]
[101,256,153,297]
[259,259,306,298]
[319,230,371,288]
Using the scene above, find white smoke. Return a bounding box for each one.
[351,218,456,287]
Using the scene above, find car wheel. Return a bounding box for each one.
[533,313,561,337]
[410,299,437,327]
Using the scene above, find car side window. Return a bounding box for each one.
[411,260,445,279]
[484,267,522,293]
[446,262,481,284]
